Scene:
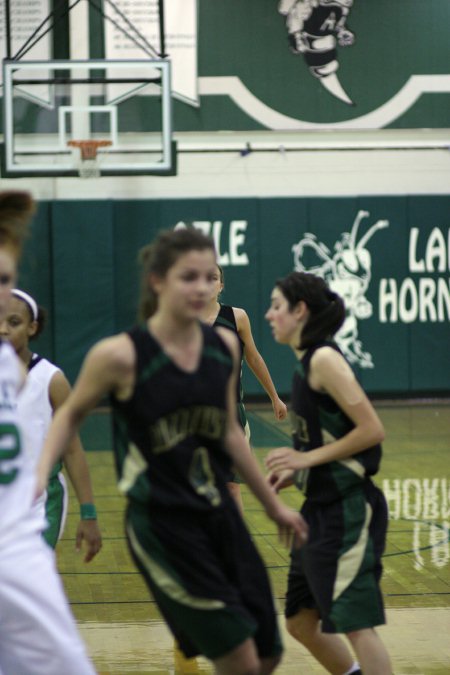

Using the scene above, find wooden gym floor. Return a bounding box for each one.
[56,402,450,674]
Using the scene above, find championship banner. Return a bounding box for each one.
[104,0,198,106]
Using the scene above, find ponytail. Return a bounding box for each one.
[301,287,345,348]
[138,243,158,321]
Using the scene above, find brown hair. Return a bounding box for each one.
[275,272,346,349]
[0,191,35,257]
[216,264,224,285]
[138,228,216,320]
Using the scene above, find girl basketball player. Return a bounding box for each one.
[201,265,287,511]
[265,271,391,675]
[0,289,101,561]
[37,228,308,675]
[0,191,96,675]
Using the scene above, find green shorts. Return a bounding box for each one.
[43,472,68,548]
[285,482,388,633]
[229,402,251,484]
[126,500,282,661]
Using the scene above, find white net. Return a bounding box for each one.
[78,158,101,179]
[68,140,112,178]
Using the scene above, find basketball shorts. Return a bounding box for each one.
[285,482,388,633]
[125,500,282,661]
[43,472,68,548]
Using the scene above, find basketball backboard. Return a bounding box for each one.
[1,58,176,177]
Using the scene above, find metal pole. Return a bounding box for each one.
[158,0,166,58]
[5,0,12,59]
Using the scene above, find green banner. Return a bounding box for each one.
[6,1,449,137]
[19,195,450,396]
[180,0,450,130]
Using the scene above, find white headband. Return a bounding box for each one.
[11,289,38,321]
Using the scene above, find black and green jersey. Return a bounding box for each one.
[110,323,234,511]
[291,341,382,503]
[213,304,244,404]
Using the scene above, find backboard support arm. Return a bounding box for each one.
[5,0,165,63]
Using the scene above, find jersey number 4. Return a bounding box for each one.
[189,446,222,507]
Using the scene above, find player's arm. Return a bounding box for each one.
[234,307,287,420]
[48,371,102,562]
[266,347,384,474]
[37,334,134,496]
[218,327,307,548]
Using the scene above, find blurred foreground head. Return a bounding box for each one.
[0,191,36,259]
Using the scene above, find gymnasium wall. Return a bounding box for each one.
[90,0,450,131]
[19,195,450,398]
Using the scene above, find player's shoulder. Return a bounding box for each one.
[231,306,251,333]
[88,333,136,372]
[311,344,346,367]
[310,344,355,383]
[30,355,60,376]
[231,306,248,321]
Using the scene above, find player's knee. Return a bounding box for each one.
[286,616,307,644]
[346,626,372,646]
[286,611,318,646]
[260,652,283,674]
[235,662,261,675]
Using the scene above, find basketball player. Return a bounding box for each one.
[265,271,391,675]
[37,228,308,674]
[0,289,101,560]
[0,191,96,674]
[202,264,287,511]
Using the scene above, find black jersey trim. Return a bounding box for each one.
[28,353,43,373]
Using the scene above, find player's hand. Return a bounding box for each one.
[267,468,295,492]
[76,520,102,563]
[269,504,308,549]
[266,446,310,473]
[272,397,288,421]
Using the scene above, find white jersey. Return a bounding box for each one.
[0,341,45,544]
[0,345,96,674]
[18,354,60,469]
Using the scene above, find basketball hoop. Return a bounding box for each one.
[67,140,112,178]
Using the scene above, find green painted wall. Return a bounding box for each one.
[18,195,450,398]
[4,1,450,134]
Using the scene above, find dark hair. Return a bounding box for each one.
[0,191,35,257]
[10,292,47,339]
[275,272,345,349]
[30,306,47,339]
[216,264,224,285]
[138,228,216,320]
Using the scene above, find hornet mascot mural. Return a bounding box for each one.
[292,211,389,368]
[278,0,356,105]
